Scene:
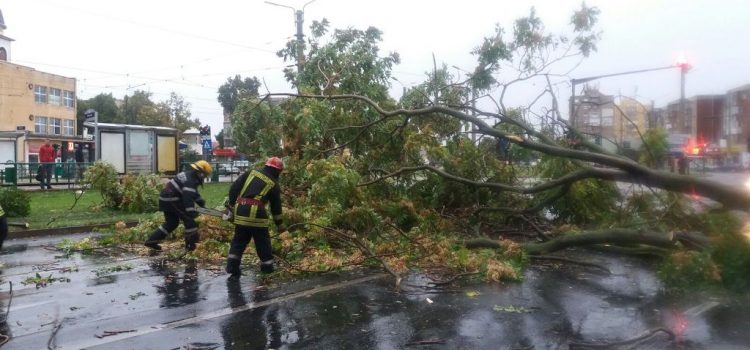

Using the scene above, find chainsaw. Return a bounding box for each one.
[196,207,227,218]
[196,207,236,223]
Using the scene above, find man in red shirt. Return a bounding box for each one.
[38,139,55,190]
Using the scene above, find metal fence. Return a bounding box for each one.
[0,162,91,188]
[0,161,246,188]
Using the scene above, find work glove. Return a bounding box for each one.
[222,209,234,222]
[196,198,206,208]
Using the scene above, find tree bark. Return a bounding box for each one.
[464,229,679,255]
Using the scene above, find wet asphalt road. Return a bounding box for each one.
[1,234,749,349]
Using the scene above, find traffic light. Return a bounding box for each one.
[199,125,211,136]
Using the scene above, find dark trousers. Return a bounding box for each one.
[75,162,85,182]
[226,225,273,271]
[147,210,198,245]
[40,163,54,189]
[0,216,7,250]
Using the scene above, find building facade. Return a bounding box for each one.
[613,97,650,149]
[723,84,750,164]
[571,86,616,143]
[665,96,724,146]
[649,106,666,130]
[694,95,724,146]
[665,99,694,136]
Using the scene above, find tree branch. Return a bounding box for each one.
[463,228,681,255]
[266,93,750,210]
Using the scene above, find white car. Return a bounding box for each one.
[217,164,240,175]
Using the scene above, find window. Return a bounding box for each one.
[63,90,75,108]
[63,119,75,136]
[34,85,47,104]
[34,116,48,134]
[50,118,62,135]
[49,88,62,105]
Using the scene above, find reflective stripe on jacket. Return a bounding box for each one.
[230,169,282,228]
[158,170,204,212]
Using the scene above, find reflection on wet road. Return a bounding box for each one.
[0,234,749,349]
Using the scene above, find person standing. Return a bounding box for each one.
[0,203,7,250]
[74,144,85,182]
[225,157,287,279]
[38,139,55,190]
[144,160,213,252]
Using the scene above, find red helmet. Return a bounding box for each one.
[265,157,284,171]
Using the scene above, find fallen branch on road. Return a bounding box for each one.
[47,318,67,350]
[529,255,611,274]
[462,228,693,255]
[287,222,403,287]
[405,339,446,346]
[569,327,675,349]
[95,329,137,338]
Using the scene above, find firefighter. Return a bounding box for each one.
[144,160,213,252]
[225,157,287,279]
[0,203,7,250]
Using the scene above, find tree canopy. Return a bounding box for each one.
[217,75,261,116]
[76,91,199,133]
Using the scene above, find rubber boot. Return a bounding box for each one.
[226,258,241,280]
[185,231,198,252]
[260,261,274,274]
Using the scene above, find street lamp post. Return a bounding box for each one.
[675,56,692,137]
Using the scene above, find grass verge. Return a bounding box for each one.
[10,182,231,230]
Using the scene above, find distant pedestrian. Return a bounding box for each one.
[75,144,85,182]
[0,203,7,250]
[38,139,55,190]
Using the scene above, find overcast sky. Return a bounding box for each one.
[2,0,749,135]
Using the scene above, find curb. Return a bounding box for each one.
[10,221,141,239]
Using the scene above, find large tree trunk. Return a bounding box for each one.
[463,229,701,255]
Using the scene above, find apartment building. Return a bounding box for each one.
[613,97,650,149]
[723,84,750,164]
[570,86,616,144]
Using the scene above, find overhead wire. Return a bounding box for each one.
[35,0,281,54]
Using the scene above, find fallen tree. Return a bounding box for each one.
[224,4,750,290]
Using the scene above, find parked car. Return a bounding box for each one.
[233,160,250,172]
[217,163,240,175]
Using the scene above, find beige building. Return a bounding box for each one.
[613,98,650,149]
[0,8,80,165]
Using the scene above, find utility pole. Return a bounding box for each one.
[679,62,690,135]
[265,0,317,93]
